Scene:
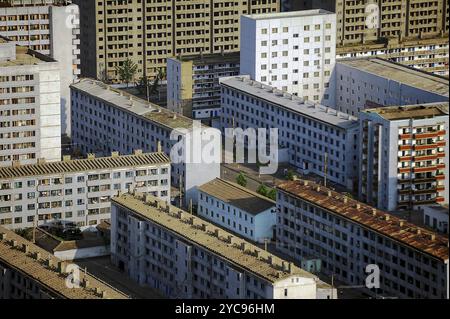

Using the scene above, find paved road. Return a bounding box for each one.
[75,256,163,299]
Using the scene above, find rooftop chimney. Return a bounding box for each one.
[63,155,71,162]
[111,151,119,157]
[22,244,29,254]
[0,233,6,240]
[87,153,95,160]
[133,149,143,155]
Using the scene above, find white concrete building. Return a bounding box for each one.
[70,79,221,205]
[335,57,449,116]
[0,0,81,136]
[197,178,276,243]
[277,179,449,299]
[358,103,449,212]
[166,52,240,124]
[111,191,335,299]
[420,205,449,234]
[219,75,359,191]
[240,10,336,105]
[0,151,170,229]
[0,37,61,167]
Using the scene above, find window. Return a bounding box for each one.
[304,25,310,31]
[283,27,288,32]
[272,28,278,33]
[261,28,267,34]
[261,52,267,58]
[304,37,310,43]
[325,23,332,29]
[261,41,267,46]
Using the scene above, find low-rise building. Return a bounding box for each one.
[0,225,128,299]
[335,57,449,116]
[111,191,335,299]
[197,178,276,243]
[358,103,448,211]
[0,36,61,167]
[276,179,449,299]
[219,75,359,191]
[70,79,220,205]
[0,151,170,229]
[420,204,449,234]
[166,52,240,123]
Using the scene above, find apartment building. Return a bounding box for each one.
[336,37,450,76]
[240,10,336,104]
[0,36,61,167]
[219,75,359,190]
[166,52,239,123]
[358,103,449,212]
[335,57,449,116]
[0,225,128,299]
[0,0,81,135]
[197,178,276,243]
[74,0,279,82]
[70,79,220,205]
[111,191,335,299]
[0,151,170,230]
[276,179,449,299]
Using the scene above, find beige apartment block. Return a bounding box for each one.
[74,0,280,82]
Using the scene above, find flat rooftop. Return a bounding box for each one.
[0,151,169,179]
[338,57,449,97]
[112,192,323,284]
[198,178,275,215]
[170,52,240,65]
[0,35,55,67]
[244,9,334,20]
[0,226,129,299]
[220,76,358,129]
[71,79,200,130]
[277,180,449,261]
[364,102,449,121]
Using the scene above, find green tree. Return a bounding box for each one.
[257,184,269,196]
[286,169,296,181]
[236,173,247,187]
[267,188,277,201]
[116,58,138,87]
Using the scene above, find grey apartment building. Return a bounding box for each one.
[0,36,61,167]
[276,179,449,299]
[111,191,336,299]
[0,0,81,135]
[0,151,170,229]
[219,75,359,191]
[0,225,128,299]
[70,79,220,205]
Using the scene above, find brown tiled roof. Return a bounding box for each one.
[277,180,449,261]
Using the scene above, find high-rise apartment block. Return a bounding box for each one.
[219,75,359,190]
[74,0,279,82]
[335,57,449,116]
[358,103,449,212]
[111,192,335,299]
[240,10,336,103]
[0,0,81,135]
[281,0,450,75]
[166,52,240,123]
[276,179,449,299]
[0,151,170,229]
[0,226,128,299]
[0,37,61,167]
[70,79,220,205]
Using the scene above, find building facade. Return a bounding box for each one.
[0,0,81,135]
[219,75,359,191]
[240,10,336,104]
[197,178,277,243]
[0,151,170,229]
[111,191,335,299]
[73,0,279,82]
[166,52,239,123]
[358,103,449,212]
[335,57,449,116]
[0,225,128,299]
[276,179,449,299]
[420,204,449,234]
[70,79,220,205]
[0,37,61,167]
